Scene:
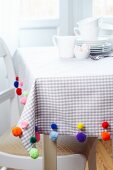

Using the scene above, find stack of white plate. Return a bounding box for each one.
[75,36,112,54]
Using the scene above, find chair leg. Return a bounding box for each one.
[43,135,57,170]
[10,93,20,127]
[87,138,98,170]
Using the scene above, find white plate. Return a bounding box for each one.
[76,41,110,45]
[90,49,111,54]
[76,42,111,50]
[90,44,112,54]
[75,37,112,54]
[100,23,113,30]
[91,46,111,50]
[91,47,111,51]
[75,36,109,43]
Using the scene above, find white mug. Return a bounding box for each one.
[53,35,76,58]
[74,17,100,40]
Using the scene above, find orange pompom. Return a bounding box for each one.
[12,127,23,137]
[101,131,110,141]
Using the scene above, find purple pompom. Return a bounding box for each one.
[76,132,87,143]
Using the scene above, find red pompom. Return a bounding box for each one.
[102,121,109,129]
[16,88,22,96]
[16,76,19,81]
[35,132,40,142]
[101,131,110,141]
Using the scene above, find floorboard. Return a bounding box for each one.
[86,140,113,170]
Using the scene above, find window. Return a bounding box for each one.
[19,0,63,47]
[93,0,113,16]
[19,0,59,20]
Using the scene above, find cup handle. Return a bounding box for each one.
[52,35,57,46]
[98,17,103,27]
[74,27,80,36]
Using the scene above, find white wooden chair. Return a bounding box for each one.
[0,38,97,170]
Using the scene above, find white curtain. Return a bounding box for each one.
[0,0,20,55]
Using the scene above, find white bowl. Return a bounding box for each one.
[74,51,90,59]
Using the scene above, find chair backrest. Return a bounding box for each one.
[0,38,19,129]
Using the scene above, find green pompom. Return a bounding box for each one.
[23,91,29,97]
[29,148,39,159]
[30,136,37,144]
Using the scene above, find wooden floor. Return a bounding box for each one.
[9,140,113,170]
[6,139,113,170]
[86,140,113,170]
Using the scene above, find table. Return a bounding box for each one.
[13,47,113,170]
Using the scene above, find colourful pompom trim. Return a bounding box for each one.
[49,131,58,141]
[12,127,23,137]
[101,131,110,141]
[29,148,39,159]
[21,121,29,129]
[76,132,87,143]
[20,96,27,105]
[30,136,37,144]
[16,76,19,81]
[51,123,58,130]
[16,88,22,96]
[35,126,38,132]
[77,123,84,130]
[19,81,24,87]
[35,132,40,142]
[23,91,29,97]
[102,121,109,129]
[14,81,19,88]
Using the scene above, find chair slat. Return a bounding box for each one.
[0,41,6,57]
[0,88,15,104]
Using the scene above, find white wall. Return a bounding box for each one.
[18,0,93,47]
[19,28,57,47]
[19,19,59,47]
[73,0,93,24]
[59,0,93,36]
[69,0,93,35]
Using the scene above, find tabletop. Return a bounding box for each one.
[13,47,113,151]
[13,47,113,78]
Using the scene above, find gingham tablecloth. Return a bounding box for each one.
[15,47,113,150]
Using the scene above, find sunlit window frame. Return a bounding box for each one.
[19,0,61,30]
[93,0,113,16]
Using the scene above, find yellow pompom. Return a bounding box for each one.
[77,123,84,130]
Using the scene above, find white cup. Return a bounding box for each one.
[74,17,100,41]
[53,35,76,58]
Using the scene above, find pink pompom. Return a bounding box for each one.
[19,81,24,87]
[20,96,27,105]
[21,121,29,129]
[35,132,40,142]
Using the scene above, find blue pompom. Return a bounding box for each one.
[76,132,87,143]
[35,125,38,132]
[14,81,19,88]
[51,123,58,130]
[49,131,58,141]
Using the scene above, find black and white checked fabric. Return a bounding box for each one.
[18,75,113,150]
